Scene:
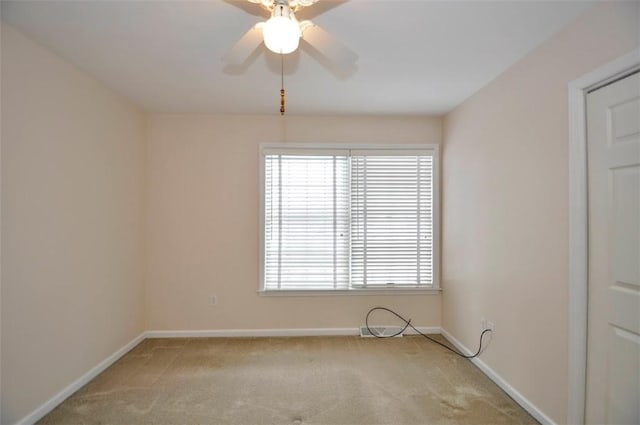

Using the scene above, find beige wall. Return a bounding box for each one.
[146,114,442,331]
[0,25,146,424]
[442,2,639,424]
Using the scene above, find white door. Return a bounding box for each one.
[586,71,640,425]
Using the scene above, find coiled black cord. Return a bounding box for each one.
[365,306,492,359]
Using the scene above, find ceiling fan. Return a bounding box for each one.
[223,0,358,73]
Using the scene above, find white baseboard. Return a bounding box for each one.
[15,332,146,425]
[145,328,358,338]
[440,328,556,425]
[145,326,440,338]
[402,326,441,335]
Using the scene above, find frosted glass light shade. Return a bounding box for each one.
[263,6,301,54]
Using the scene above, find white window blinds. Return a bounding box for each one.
[264,153,350,290]
[262,147,437,291]
[351,153,434,287]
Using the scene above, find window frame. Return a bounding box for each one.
[258,143,441,296]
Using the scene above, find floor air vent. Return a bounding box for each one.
[359,326,404,337]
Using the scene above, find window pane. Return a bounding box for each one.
[264,155,349,289]
[351,155,433,287]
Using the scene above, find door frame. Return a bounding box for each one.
[568,48,640,424]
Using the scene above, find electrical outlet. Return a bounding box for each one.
[481,317,494,332]
[209,294,217,306]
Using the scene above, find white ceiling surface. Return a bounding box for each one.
[1,0,594,115]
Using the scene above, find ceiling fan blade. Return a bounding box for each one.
[295,0,348,20]
[300,21,358,71]
[290,0,321,10]
[223,0,266,17]
[223,24,264,66]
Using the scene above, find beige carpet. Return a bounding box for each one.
[38,335,538,424]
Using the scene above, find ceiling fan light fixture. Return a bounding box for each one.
[263,3,301,54]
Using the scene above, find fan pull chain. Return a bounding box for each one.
[280,54,285,115]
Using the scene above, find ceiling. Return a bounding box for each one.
[1,0,594,115]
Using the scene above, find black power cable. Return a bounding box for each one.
[365,306,492,359]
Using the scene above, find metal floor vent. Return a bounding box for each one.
[359,326,404,338]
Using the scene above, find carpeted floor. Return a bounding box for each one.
[38,335,538,424]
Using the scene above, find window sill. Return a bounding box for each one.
[258,287,441,297]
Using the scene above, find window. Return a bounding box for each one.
[260,145,439,293]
